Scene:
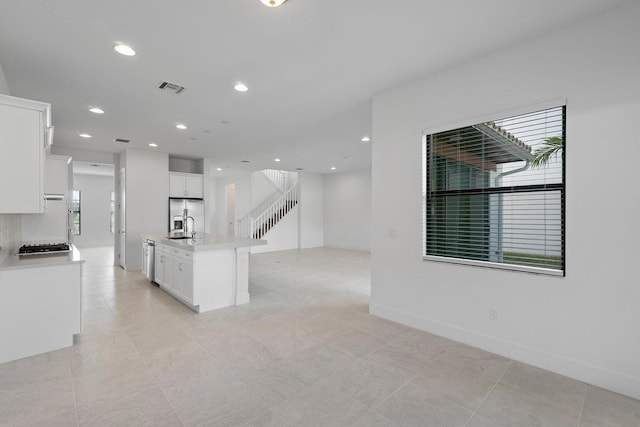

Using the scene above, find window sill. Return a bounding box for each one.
[423,255,564,277]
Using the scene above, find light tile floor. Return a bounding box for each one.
[1,246,639,426]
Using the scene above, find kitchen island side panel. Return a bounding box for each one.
[193,248,235,312]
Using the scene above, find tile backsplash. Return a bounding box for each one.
[0,214,21,263]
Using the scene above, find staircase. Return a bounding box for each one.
[236,170,299,239]
[250,183,299,239]
[261,168,290,192]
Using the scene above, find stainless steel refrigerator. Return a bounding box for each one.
[169,198,204,235]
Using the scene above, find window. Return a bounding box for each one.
[110,191,115,234]
[423,105,565,275]
[71,190,81,235]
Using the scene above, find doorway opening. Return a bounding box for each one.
[70,161,117,264]
[225,183,236,237]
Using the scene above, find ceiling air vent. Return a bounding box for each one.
[114,138,130,143]
[157,81,186,94]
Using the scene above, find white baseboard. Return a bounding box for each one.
[236,292,250,305]
[370,302,640,400]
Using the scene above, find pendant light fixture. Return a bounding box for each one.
[260,0,287,7]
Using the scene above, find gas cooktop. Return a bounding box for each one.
[18,243,71,255]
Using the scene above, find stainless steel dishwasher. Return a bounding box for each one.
[144,239,156,282]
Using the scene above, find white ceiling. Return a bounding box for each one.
[0,0,630,173]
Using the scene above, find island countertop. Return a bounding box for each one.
[0,245,84,271]
[142,233,266,252]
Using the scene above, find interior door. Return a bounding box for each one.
[119,167,126,268]
[225,183,235,236]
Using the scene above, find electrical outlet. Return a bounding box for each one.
[489,309,498,321]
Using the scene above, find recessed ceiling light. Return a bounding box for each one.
[234,82,249,92]
[114,44,136,56]
[216,167,223,171]
[274,158,281,162]
[295,168,304,171]
[176,123,187,130]
[260,0,287,7]
[330,167,336,170]
[221,120,231,125]
[79,133,92,138]
[89,107,104,114]
[148,143,158,147]
[361,136,371,142]
[241,160,251,163]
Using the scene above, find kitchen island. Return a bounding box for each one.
[142,234,266,313]
[0,246,84,364]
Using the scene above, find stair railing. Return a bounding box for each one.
[237,190,284,237]
[249,182,299,239]
[237,170,286,237]
[261,169,289,192]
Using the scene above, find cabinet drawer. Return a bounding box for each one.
[171,248,193,261]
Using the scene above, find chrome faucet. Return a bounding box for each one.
[187,216,196,239]
[183,208,196,238]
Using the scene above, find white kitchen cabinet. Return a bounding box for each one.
[0,94,53,213]
[169,172,203,198]
[175,251,193,303]
[44,155,70,195]
[154,246,167,286]
[184,175,203,198]
[154,243,194,304]
[142,235,266,313]
[0,253,83,364]
[165,249,181,296]
[21,155,72,243]
[181,261,194,303]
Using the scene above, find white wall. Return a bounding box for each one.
[0,214,20,265]
[214,170,324,252]
[299,172,324,249]
[213,172,252,236]
[323,169,371,251]
[73,173,114,248]
[51,146,117,166]
[371,1,640,400]
[121,149,168,270]
[0,63,10,96]
[251,206,300,254]
[251,171,278,210]
[202,159,214,234]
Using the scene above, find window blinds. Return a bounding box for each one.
[424,106,565,274]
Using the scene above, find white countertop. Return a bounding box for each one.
[0,245,84,271]
[142,233,267,252]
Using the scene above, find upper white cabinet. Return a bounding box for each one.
[44,155,70,195]
[20,155,71,243]
[169,172,203,199]
[0,94,52,213]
